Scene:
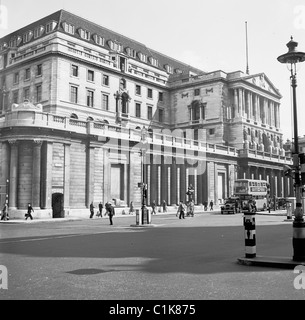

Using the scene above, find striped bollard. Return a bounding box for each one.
[243,212,256,258]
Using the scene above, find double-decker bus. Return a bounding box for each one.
[234,179,268,211]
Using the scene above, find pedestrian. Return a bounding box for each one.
[97,202,103,217]
[204,201,208,211]
[151,200,156,214]
[1,203,8,221]
[89,201,95,219]
[129,201,134,214]
[190,200,195,217]
[162,200,167,213]
[106,201,115,225]
[25,203,34,220]
[209,200,214,211]
[177,200,185,219]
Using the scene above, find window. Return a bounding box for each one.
[23,31,33,43]
[24,87,30,101]
[71,65,79,77]
[135,85,141,96]
[46,21,56,34]
[147,106,153,120]
[108,40,122,52]
[126,47,137,58]
[147,88,153,99]
[34,26,44,38]
[13,72,19,84]
[158,92,164,102]
[70,86,78,104]
[194,88,200,96]
[25,68,31,80]
[165,64,174,74]
[63,23,75,35]
[13,91,19,104]
[93,35,105,46]
[102,94,109,110]
[80,29,91,40]
[87,90,94,107]
[35,84,42,103]
[190,101,206,121]
[87,70,94,82]
[138,52,147,63]
[135,103,141,118]
[36,64,42,76]
[209,128,215,135]
[159,109,164,123]
[102,74,109,86]
[149,57,158,67]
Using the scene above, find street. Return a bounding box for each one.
[0,211,304,300]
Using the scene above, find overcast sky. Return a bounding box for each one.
[1,0,305,141]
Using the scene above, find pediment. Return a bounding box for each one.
[244,73,281,97]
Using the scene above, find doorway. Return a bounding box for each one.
[52,193,64,218]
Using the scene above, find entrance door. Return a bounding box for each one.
[52,193,64,218]
[218,173,225,203]
[111,164,124,202]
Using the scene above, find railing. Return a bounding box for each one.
[0,109,292,164]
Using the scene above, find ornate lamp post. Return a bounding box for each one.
[277,37,305,261]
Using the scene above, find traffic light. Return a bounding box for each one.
[143,184,148,198]
[299,153,305,186]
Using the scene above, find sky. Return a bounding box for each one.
[1,0,305,141]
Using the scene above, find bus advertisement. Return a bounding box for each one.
[234,179,268,212]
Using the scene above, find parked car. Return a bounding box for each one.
[221,197,241,214]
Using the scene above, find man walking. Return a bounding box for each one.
[97,202,103,217]
[106,201,115,225]
[89,201,95,219]
[1,203,8,221]
[25,203,34,220]
[177,200,185,219]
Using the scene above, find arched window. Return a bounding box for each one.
[87,116,94,121]
[70,113,78,119]
[121,92,129,114]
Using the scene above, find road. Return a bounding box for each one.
[0,211,304,300]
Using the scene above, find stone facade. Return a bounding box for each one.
[0,10,293,218]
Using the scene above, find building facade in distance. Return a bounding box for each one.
[0,10,293,218]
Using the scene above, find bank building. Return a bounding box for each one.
[0,10,293,218]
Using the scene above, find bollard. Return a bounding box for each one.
[287,202,292,220]
[243,212,256,258]
[136,209,140,226]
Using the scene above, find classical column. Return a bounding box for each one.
[249,92,253,119]
[242,89,246,117]
[86,144,95,208]
[8,140,18,209]
[64,143,71,213]
[0,141,9,186]
[246,91,250,119]
[234,89,239,117]
[32,140,42,209]
[41,141,53,209]
[170,157,177,205]
[239,89,243,117]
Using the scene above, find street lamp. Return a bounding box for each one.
[278,36,305,261]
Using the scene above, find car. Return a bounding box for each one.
[241,199,257,213]
[221,197,241,214]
